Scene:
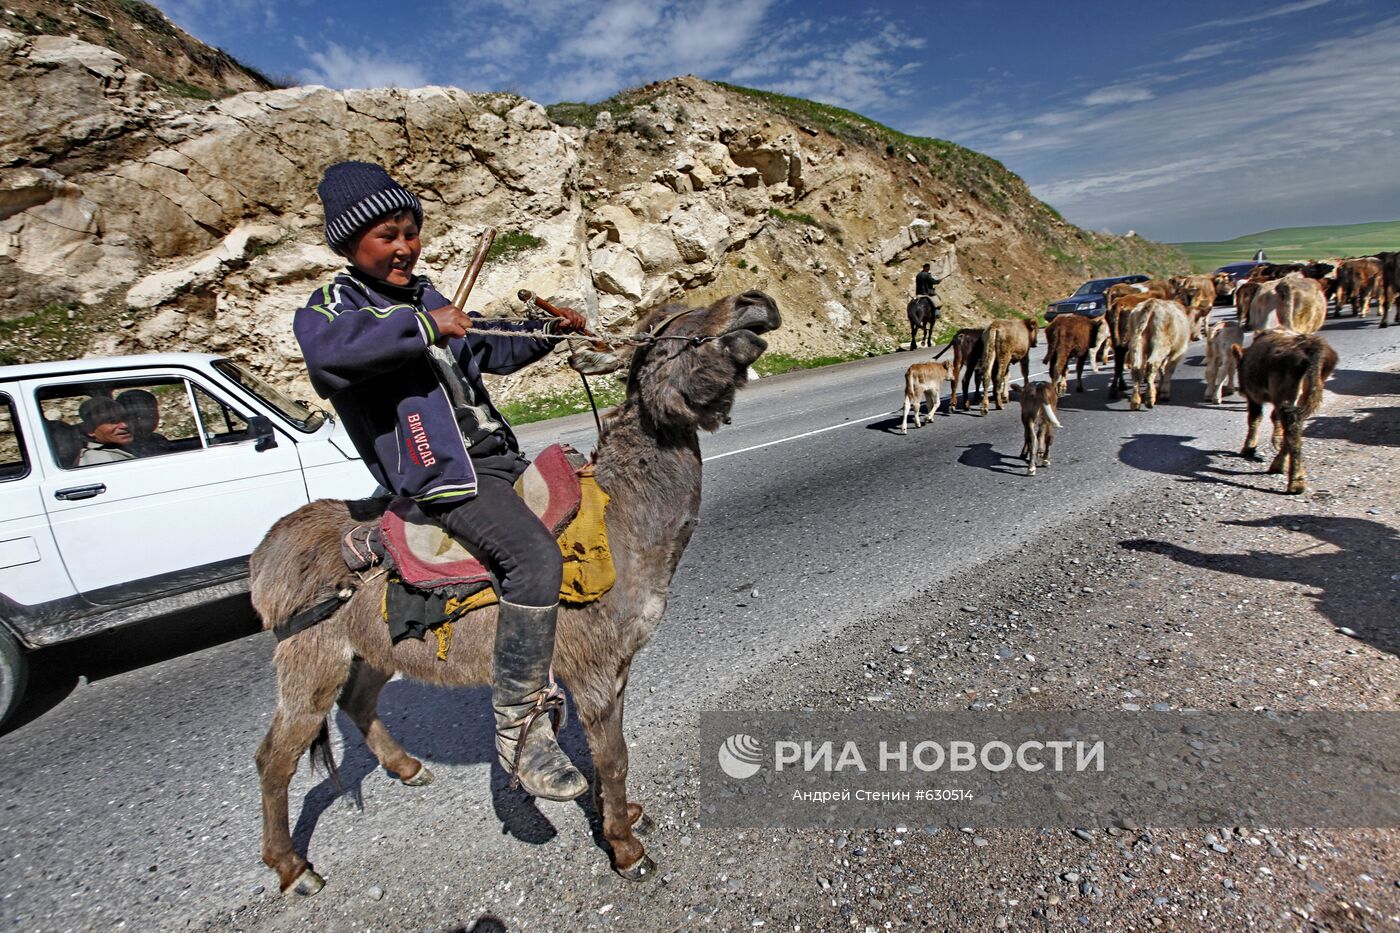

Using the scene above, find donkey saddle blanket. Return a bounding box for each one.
[346,444,616,644]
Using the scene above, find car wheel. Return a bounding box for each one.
[0,628,27,730]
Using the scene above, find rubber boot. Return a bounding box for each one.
[492,600,588,801]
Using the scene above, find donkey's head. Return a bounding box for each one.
[575,291,781,434]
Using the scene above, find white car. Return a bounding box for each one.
[0,353,375,726]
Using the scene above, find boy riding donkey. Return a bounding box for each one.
[295,162,591,801]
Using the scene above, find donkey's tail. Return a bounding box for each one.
[308,720,344,794]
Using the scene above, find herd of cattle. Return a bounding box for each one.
[898,251,1400,493]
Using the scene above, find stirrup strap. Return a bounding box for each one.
[506,678,566,790]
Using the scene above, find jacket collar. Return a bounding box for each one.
[343,266,429,306]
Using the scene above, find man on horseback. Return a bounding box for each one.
[915,261,940,303]
[294,161,591,801]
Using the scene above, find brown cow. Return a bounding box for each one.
[897,360,952,434]
[1231,331,1338,494]
[1211,270,1236,304]
[931,327,986,410]
[1170,274,1217,338]
[1126,299,1191,410]
[1234,279,1261,325]
[1335,257,1383,319]
[1377,251,1400,327]
[1248,272,1326,335]
[1019,381,1061,476]
[1043,314,1103,394]
[979,317,1039,414]
[1105,291,1154,399]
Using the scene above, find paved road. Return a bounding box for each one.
[2,311,1397,931]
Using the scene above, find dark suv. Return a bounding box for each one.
[1046,275,1150,320]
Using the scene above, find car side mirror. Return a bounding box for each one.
[249,415,278,452]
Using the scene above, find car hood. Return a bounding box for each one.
[1050,292,1106,305]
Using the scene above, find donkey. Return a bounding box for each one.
[1231,331,1337,494]
[979,316,1039,414]
[906,295,938,350]
[250,291,781,896]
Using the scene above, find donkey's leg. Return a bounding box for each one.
[255,640,353,895]
[338,660,432,786]
[578,678,652,881]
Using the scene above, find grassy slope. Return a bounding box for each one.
[1174,220,1400,272]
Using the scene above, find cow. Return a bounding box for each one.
[1170,274,1217,339]
[1335,257,1383,319]
[1125,298,1191,410]
[1234,279,1261,326]
[1019,381,1061,476]
[897,360,952,434]
[1377,251,1400,327]
[1211,270,1237,305]
[979,317,1039,414]
[1043,314,1103,394]
[1231,331,1338,494]
[932,327,985,411]
[906,295,939,349]
[1105,291,1155,399]
[1203,319,1244,404]
[1248,272,1326,335]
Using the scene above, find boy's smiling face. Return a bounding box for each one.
[346,209,421,286]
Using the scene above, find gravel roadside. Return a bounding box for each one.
[215,373,1399,932]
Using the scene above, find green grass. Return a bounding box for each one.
[498,377,625,426]
[767,207,821,228]
[1173,220,1400,272]
[752,349,872,377]
[546,92,660,129]
[486,231,544,262]
[158,78,218,100]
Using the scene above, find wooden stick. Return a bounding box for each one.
[451,226,496,308]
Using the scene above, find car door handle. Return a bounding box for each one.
[54,483,107,501]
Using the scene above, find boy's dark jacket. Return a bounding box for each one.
[294,269,556,503]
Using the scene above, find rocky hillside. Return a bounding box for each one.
[0,16,1182,407]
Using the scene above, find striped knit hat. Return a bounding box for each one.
[317,161,423,252]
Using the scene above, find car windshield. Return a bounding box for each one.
[1072,279,1114,297]
[213,360,325,433]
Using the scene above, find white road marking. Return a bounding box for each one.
[704,368,1054,462]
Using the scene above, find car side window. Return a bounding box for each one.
[37,379,202,469]
[191,385,252,445]
[0,393,28,481]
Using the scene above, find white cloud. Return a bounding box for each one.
[1174,39,1243,62]
[297,42,428,90]
[1082,86,1154,106]
[1192,0,1333,30]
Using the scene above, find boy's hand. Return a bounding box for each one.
[429,304,473,342]
[552,306,590,334]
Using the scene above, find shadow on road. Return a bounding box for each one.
[5,593,259,735]
[1116,432,1296,494]
[1324,367,1400,398]
[1121,514,1400,657]
[957,442,1026,475]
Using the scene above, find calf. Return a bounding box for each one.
[1019,381,1061,476]
[1231,331,1338,494]
[1377,250,1400,327]
[1248,272,1325,335]
[934,327,985,410]
[1126,299,1192,410]
[897,360,952,434]
[1043,314,1102,394]
[1170,274,1217,338]
[979,317,1039,414]
[1105,291,1154,399]
[1234,279,1260,325]
[1203,320,1244,403]
[1335,257,1383,319]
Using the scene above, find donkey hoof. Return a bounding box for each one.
[615,853,657,882]
[401,763,435,787]
[630,811,657,836]
[290,868,326,897]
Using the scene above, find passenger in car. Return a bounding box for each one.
[76,397,137,465]
[117,389,173,455]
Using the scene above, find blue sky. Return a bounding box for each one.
[151,0,1400,243]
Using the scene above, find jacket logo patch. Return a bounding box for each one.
[406,412,436,467]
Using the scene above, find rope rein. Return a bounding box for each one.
[455,324,718,348]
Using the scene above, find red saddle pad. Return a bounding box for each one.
[380,444,583,590]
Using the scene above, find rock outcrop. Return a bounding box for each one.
[0,23,1182,403]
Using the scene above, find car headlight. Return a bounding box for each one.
[1074,301,1100,311]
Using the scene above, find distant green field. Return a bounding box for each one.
[1173,220,1400,272]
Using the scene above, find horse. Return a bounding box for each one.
[906,295,938,350]
[249,291,781,896]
